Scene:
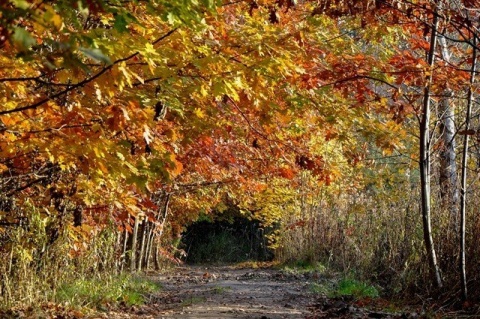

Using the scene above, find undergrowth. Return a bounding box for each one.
[55,273,161,309]
[335,278,379,298]
[282,260,378,299]
[309,277,379,299]
[0,207,163,312]
[281,260,327,274]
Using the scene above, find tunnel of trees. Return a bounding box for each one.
[2,0,480,310]
[180,209,274,264]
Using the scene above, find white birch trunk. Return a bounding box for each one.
[459,37,477,301]
[420,10,443,288]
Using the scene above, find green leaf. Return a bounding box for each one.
[13,27,36,51]
[126,175,148,192]
[11,0,29,9]
[114,14,128,33]
[79,47,112,65]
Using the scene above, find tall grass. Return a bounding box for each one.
[0,205,123,309]
[56,274,161,308]
[264,167,480,299]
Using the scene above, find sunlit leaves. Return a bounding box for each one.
[0,0,430,259]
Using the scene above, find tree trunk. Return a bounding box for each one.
[157,193,171,242]
[130,215,140,272]
[437,3,459,230]
[419,10,443,288]
[438,88,458,214]
[154,240,161,270]
[138,220,147,271]
[145,224,155,270]
[459,37,477,301]
[121,226,129,272]
[115,230,122,272]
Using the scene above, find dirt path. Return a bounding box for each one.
[106,265,425,319]
[150,265,316,319]
[1,265,472,318]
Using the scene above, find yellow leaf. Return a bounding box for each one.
[194,108,205,118]
[97,162,109,173]
[173,160,183,176]
[164,129,178,142]
[0,163,8,173]
[224,81,239,101]
[168,154,183,176]
[144,43,158,56]
[130,71,144,84]
[51,13,63,30]
[125,161,139,174]
[93,147,105,158]
[118,63,132,87]
[199,85,209,97]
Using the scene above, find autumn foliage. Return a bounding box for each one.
[1,0,480,308]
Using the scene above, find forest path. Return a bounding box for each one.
[106,265,421,319]
[150,265,315,319]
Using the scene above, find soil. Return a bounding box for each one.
[2,265,478,318]
[151,265,315,319]
[103,265,318,318]
[105,265,419,319]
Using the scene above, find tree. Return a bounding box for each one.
[419,5,443,288]
[437,11,458,224]
[2,0,480,306]
[459,33,477,302]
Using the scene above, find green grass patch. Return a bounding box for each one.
[308,277,379,300]
[55,273,161,309]
[333,278,379,299]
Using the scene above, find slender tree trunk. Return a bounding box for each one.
[145,224,155,270]
[138,218,149,270]
[157,193,171,242]
[130,215,140,272]
[157,193,173,266]
[138,220,147,271]
[115,230,122,272]
[154,240,161,270]
[459,37,477,301]
[420,10,443,288]
[437,0,459,230]
[121,226,129,272]
[438,86,458,216]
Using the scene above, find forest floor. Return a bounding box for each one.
[2,264,476,318]
[104,265,427,319]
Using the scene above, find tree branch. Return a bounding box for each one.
[0,28,178,116]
